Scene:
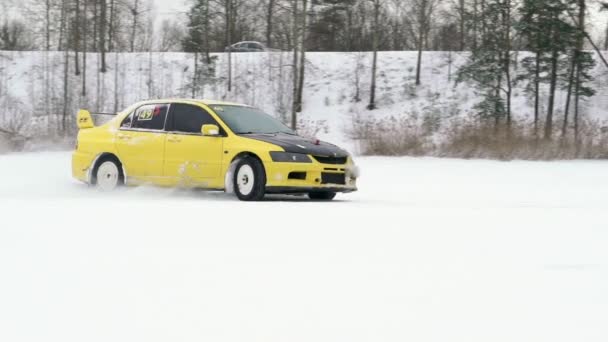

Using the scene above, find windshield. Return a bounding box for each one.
[210,105,294,135]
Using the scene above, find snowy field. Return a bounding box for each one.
[1,152,608,342]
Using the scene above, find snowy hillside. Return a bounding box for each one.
[2,50,608,152]
[1,152,607,342]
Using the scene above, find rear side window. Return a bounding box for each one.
[120,113,133,128]
[131,104,168,130]
[169,103,219,134]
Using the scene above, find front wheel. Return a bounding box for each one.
[308,191,336,201]
[233,157,266,201]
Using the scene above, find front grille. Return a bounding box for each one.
[313,155,347,164]
[321,173,346,185]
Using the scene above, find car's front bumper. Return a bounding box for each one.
[263,159,358,193]
[266,186,357,194]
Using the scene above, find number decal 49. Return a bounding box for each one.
[137,108,154,121]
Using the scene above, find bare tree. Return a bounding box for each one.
[353,52,364,102]
[601,3,608,49]
[295,0,308,115]
[46,0,52,50]
[605,23,608,50]
[113,52,119,112]
[502,0,512,129]
[158,19,184,52]
[367,0,380,110]
[107,0,116,51]
[405,0,438,86]
[442,0,470,51]
[563,53,575,138]
[544,24,559,140]
[472,0,478,49]
[57,0,67,50]
[572,0,585,141]
[62,47,69,134]
[82,0,87,96]
[226,0,233,92]
[457,0,466,50]
[129,0,140,52]
[73,0,81,75]
[290,0,299,128]
[0,21,32,50]
[60,0,70,134]
[99,0,107,72]
[265,0,276,48]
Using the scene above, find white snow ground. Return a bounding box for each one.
[1,152,608,342]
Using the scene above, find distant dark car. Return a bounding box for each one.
[225,41,279,52]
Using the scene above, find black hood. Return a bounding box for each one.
[239,132,349,157]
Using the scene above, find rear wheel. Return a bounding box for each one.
[308,191,336,201]
[93,157,123,191]
[233,157,266,201]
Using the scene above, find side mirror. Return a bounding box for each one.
[202,124,220,136]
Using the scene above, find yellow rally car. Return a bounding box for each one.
[72,99,358,201]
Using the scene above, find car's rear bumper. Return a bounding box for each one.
[263,159,358,193]
[72,151,95,183]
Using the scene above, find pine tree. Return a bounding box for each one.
[516,0,546,136]
[570,0,595,141]
[516,0,593,140]
[517,0,575,137]
[456,0,513,127]
[183,0,218,98]
[183,0,212,62]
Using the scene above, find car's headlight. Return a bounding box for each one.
[269,151,312,163]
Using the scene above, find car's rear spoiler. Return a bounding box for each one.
[76,110,117,129]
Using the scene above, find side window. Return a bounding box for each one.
[120,113,133,128]
[131,104,168,131]
[249,43,263,50]
[170,103,219,134]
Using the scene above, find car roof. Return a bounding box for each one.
[234,41,263,45]
[133,98,249,107]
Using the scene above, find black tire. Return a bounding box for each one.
[233,157,266,201]
[92,156,124,191]
[308,191,337,201]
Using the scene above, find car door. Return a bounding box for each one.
[163,103,224,187]
[115,103,169,182]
